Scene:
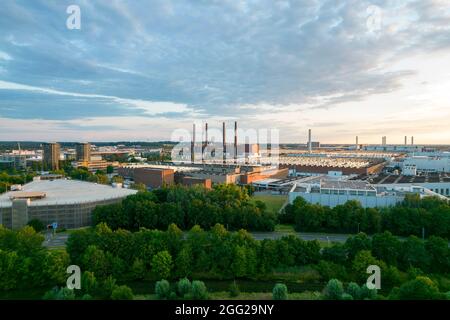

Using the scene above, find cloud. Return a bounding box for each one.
[0,0,450,141]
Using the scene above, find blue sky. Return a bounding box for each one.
[1,0,450,143]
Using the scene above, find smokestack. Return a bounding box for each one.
[404,136,407,145]
[222,122,226,164]
[191,124,195,163]
[202,122,208,164]
[308,129,312,153]
[411,136,414,145]
[234,121,237,164]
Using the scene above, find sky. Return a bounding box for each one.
[1,0,450,144]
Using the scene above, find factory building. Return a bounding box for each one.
[288,176,443,208]
[0,178,137,230]
[279,156,386,176]
[401,155,450,173]
[369,172,450,197]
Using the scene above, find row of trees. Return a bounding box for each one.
[66,223,320,281]
[92,184,277,232]
[282,194,450,238]
[2,223,449,299]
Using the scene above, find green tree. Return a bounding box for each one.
[152,250,173,279]
[191,280,208,300]
[346,282,361,300]
[177,278,191,298]
[394,276,441,300]
[175,246,192,278]
[323,279,344,300]
[81,271,98,296]
[111,285,134,300]
[27,219,45,232]
[155,279,171,299]
[131,258,146,280]
[272,283,288,300]
[81,245,109,279]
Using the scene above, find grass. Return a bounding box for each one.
[252,194,287,214]
[274,224,296,233]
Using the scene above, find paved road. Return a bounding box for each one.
[251,232,351,243]
[41,231,450,248]
[41,231,351,249]
[42,233,69,249]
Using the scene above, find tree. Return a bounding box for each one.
[155,279,171,299]
[175,246,192,278]
[131,258,146,280]
[323,279,344,300]
[27,219,45,232]
[352,250,382,283]
[81,245,109,279]
[177,278,191,298]
[111,285,134,300]
[191,280,208,300]
[394,276,441,300]
[43,287,76,300]
[98,276,117,299]
[346,282,361,300]
[371,231,401,266]
[152,251,173,279]
[272,283,288,300]
[425,236,449,273]
[81,271,98,296]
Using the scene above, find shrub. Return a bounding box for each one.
[341,293,353,300]
[346,282,361,300]
[323,279,344,300]
[155,279,171,299]
[191,281,208,300]
[27,219,45,232]
[272,283,288,300]
[359,284,378,300]
[177,278,191,298]
[111,285,134,300]
[43,287,76,300]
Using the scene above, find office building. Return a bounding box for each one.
[42,142,60,171]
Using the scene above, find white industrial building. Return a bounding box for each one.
[288,176,445,208]
[0,178,137,230]
[401,155,450,173]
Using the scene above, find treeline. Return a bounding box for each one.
[282,194,450,238]
[0,226,68,291]
[67,223,319,281]
[92,184,276,232]
[2,224,450,299]
[66,223,450,299]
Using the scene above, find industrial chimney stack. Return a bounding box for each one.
[308,129,312,153]
[222,122,226,164]
[191,124,195,163]
[234,121,238,164]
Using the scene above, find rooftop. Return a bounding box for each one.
[0,179,137,207]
